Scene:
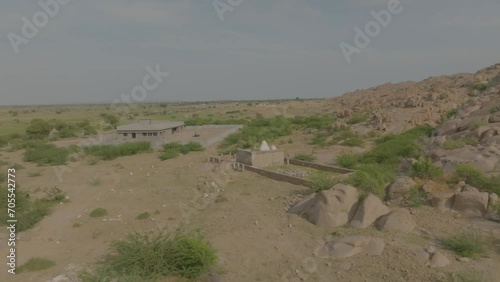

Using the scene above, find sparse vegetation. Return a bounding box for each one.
[337,125,434,198]
[0,186,67,232]
[88,178,101,186]
[294,153,316,162]
[83,141,151,160]
[442,108,458,121]
[452,164,500,194]
[471,82,490,92]
[89,208,108,218]
[442,137,479,150]
[406,186,428,207]
[79,229,217,281]
[489,104,500,114]
[441,231,487,258]
[346,113,370,125]
[17,257,56,273]
[24,142,70,166]
[160,141,205,160]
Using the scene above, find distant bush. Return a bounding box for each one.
[90,208,108,218]
[294,153,316,162]
[84,141,151,160]
[452,164,500,194]
[136,212,150,220]
[471,82,490,92]
[441,231,486,258]
[24,142,69,166]
[410,157,443,180]
[80,230,217,281]
[17,257,56,273]
[160,142,205,161]
[336,154,360,169]
[442,137,478,150]
[26,119,52,139]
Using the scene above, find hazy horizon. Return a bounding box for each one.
[2,0,500,106]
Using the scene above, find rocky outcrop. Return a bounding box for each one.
[288,184,360,227]
[318,236,385,258]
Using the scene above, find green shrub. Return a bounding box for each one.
[410,157,443,180]
[294,153,316,162]
[336,154,360,169]
[80,230,217,281]
[442,108,458,122]
[452,164,500,194]
[308,172,335,192]
[441,231,486,258]
[346,113,370,125]
[17,257,56,273]
[24,142,69,166]
[90,208,108,218]
[84,142,151,160]
[0,187,65,232]
[471,82,490,92]
[136,212,150,220]
[159,150,180,160]
[346,164,395,199]
[406,186,428,207]
[26,118,52,139]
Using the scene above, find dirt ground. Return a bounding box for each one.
[1,140,499,282]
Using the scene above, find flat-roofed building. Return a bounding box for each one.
[116,119,185,140]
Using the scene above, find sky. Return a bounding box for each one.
[1,0,499,106]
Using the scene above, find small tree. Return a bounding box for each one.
[26,119,51,138]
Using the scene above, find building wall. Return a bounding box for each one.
[236,149,284,167]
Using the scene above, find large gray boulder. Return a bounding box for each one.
[350,194,390,229]
[288,184,359,227]
[451,191,489,217]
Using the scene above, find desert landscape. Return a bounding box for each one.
[0,63,500,282]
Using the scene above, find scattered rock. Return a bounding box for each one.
[376,209,416,233]
[318,236,385,258]
[350,194,390,229]
[429,251,451,268]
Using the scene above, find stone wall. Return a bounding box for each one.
[245,165,312,187]
[288,159,355,174]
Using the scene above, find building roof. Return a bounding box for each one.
[117,121,184,132]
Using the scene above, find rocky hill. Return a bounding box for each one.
[330,63,500,135]
[331,63,500,175]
